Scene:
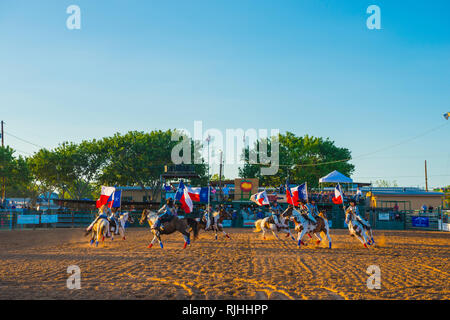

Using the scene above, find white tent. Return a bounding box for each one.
[319,170,353,184]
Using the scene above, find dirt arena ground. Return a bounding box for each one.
[0,228,448,300]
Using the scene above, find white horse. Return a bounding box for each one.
[254,208,295,240]
[290,208,332,249]
[110,211,134,241]
[90,217,110,247]
[345,211,374,248]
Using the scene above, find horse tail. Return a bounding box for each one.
[98,221,104,241]
[186,218,199,240]
[254,220,262,233]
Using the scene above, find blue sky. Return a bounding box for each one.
[0,0,449,188]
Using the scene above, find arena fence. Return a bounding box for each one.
[0,209,448,231]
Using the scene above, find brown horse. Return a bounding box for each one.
[286,206,332,248]
[139,209,199,249]
[198,206,232,240]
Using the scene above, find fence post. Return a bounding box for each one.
[72,211,74,228]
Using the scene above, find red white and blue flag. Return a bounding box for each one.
[187,187,209,203]
[175,181,194,213]
[332,184,344,205]
[250,190,270,206]
[96,186,121,208]
[286,181,307,206]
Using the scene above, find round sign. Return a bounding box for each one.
[240,181,253,192]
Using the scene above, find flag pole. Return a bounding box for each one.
[306,181,309,204]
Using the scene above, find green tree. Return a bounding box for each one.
[98,130,207,202]
[0,146,33,199]
[239,132,354,188]
[374,180,398,188]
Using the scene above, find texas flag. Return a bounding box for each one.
[332,184,344,205]
[175,181,194,213]
[286,181,307,206]
[187,187,209,203]
[250,190,270,206]
[96,186,117,208]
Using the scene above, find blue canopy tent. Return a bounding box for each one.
[319,170,353,184]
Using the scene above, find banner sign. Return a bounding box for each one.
[443,223,450,232]
[221,220,232,228]
[412,216,429,228]
[17,215,40,224]
[41,215,58,223]
[243,220,255,227]
[378,213,390,221]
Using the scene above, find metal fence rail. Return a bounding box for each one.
[0,209,448,231]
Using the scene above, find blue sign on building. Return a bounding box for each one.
[412,216,429,228]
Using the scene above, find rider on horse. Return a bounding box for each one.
[86,205,111,237]
[298,199,317,224]
[307,198,320,220]
[270,200,284,229]
[346,199,370,229]
[203,204,214,230]
[152,198,177,231]
[109,207,122,235]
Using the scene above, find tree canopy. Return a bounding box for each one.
[3,130,207,202]
[239,131,354,188]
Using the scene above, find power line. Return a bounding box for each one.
[250,121,449,168]
[4,131,46,149]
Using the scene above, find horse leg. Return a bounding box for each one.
[90,229,95,245]
[355,229,368,248]
[324,226,332,249]
[314,232,322,245]
[96,227,101,247]
[157,233,163,249]
[119,226,125,240]
[182,233,190,249]
[148,234,158,248]
[369,228,375,245]
[262,226,266,240]
[271,226,280,240]
[297,229,307,247]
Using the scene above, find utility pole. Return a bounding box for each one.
[219,150,223,201]
[1,120,5,204]
[205,135,211,210]
[424,160,428,192]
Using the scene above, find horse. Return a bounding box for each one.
[254,207,295,241]
[139,209,199,249]
[90,217,110,247]
[345,210,374,248]
[290,207,332,249]
[110,211,134,241]
[198,206,232,240]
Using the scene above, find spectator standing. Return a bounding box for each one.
[222,185,230,201]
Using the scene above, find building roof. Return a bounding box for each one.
[365,187,444,197]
